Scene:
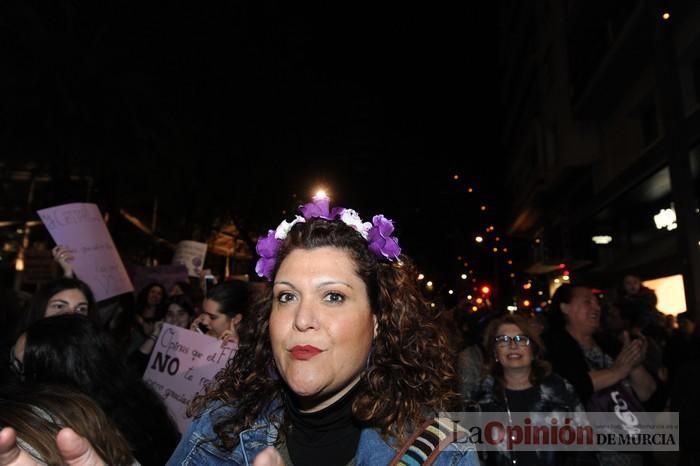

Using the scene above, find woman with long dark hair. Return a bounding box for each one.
[189,280,252,343]
[12,314,180,466]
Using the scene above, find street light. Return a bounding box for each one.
[313,189,329,200]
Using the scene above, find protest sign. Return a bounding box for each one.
[127,263,189,295]
[37,203,133,301]
[143,324,237,433]
[172,240,207,277]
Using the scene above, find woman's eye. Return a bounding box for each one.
[277,292,296,303]
[323,292,345,303]
[76,306,89,315]
[50,303,66,310]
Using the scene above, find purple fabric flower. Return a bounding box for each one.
[299,198,344,220]
[367,215,401,260]
[256,200,401,280]
[255,230,281,280]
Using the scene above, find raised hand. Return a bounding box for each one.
[190,314,205,333]
[252,447,286,466]
[52,245,75,278]
[0,427,105,466]
[613,336,645,376]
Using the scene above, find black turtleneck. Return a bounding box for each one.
[284,384,362,466]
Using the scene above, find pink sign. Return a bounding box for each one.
[142,324,237,433]
[127,263,189,295]
[172,240,208,277]
[37,203,134,301]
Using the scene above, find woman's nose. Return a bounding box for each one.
[293,301,319,331]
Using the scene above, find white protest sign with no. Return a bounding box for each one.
[172,240,208,277]
[37,203,134,301]
[143,324,237,433]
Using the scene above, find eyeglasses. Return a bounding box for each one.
[494,335,530,347]
[8,346,24,378]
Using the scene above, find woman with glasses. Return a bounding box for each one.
[472,314,596,466]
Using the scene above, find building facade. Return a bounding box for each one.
[501,0,700,317]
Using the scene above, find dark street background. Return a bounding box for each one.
[1,1,503,288]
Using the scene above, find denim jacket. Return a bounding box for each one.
[166,402,479,466]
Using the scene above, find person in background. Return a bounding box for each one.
[168,198,477,465]
[618,274,659,333]
[473,314,597,466]
[129,294,196,375]
[544,284,656,405]
[163,294,195,329]
[125,282,168,357]
[51,244,132,331]
[544,284,656,466]
[664,311,700,386]
[12,277,97,345]
[135,282,167,333]
[169,280,192,298]
[0,383,134,465]
[454,312,484,407]
[11,314,180,466]
[189,280,252,343]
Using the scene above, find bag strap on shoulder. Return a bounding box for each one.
[389,416,468,466]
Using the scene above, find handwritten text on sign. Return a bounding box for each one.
[37,203,133,301]
[143,324,237,433]
[172,240,207,277]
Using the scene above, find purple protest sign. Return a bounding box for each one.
[127,263,190,295]
[37,203,134,301]
[172,240,208,277]
[143,324,237,433]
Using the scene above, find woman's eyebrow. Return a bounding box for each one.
[315,280,353,289]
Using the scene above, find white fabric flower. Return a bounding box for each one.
[340,209,373,239]
[274,215,306,240]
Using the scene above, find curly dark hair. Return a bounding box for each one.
[481,313,551,392]
[189,218,461,450]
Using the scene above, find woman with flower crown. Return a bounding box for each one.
[166,197,478,466]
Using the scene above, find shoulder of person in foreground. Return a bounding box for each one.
[355,424,479,466]
[167,401,282,466]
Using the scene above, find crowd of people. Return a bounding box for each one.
[0,197,694,465]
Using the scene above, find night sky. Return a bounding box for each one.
[2,2,502,287]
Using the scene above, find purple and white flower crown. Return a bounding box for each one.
[255,197,401,280]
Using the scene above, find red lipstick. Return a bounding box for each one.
[290,345,322,360]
